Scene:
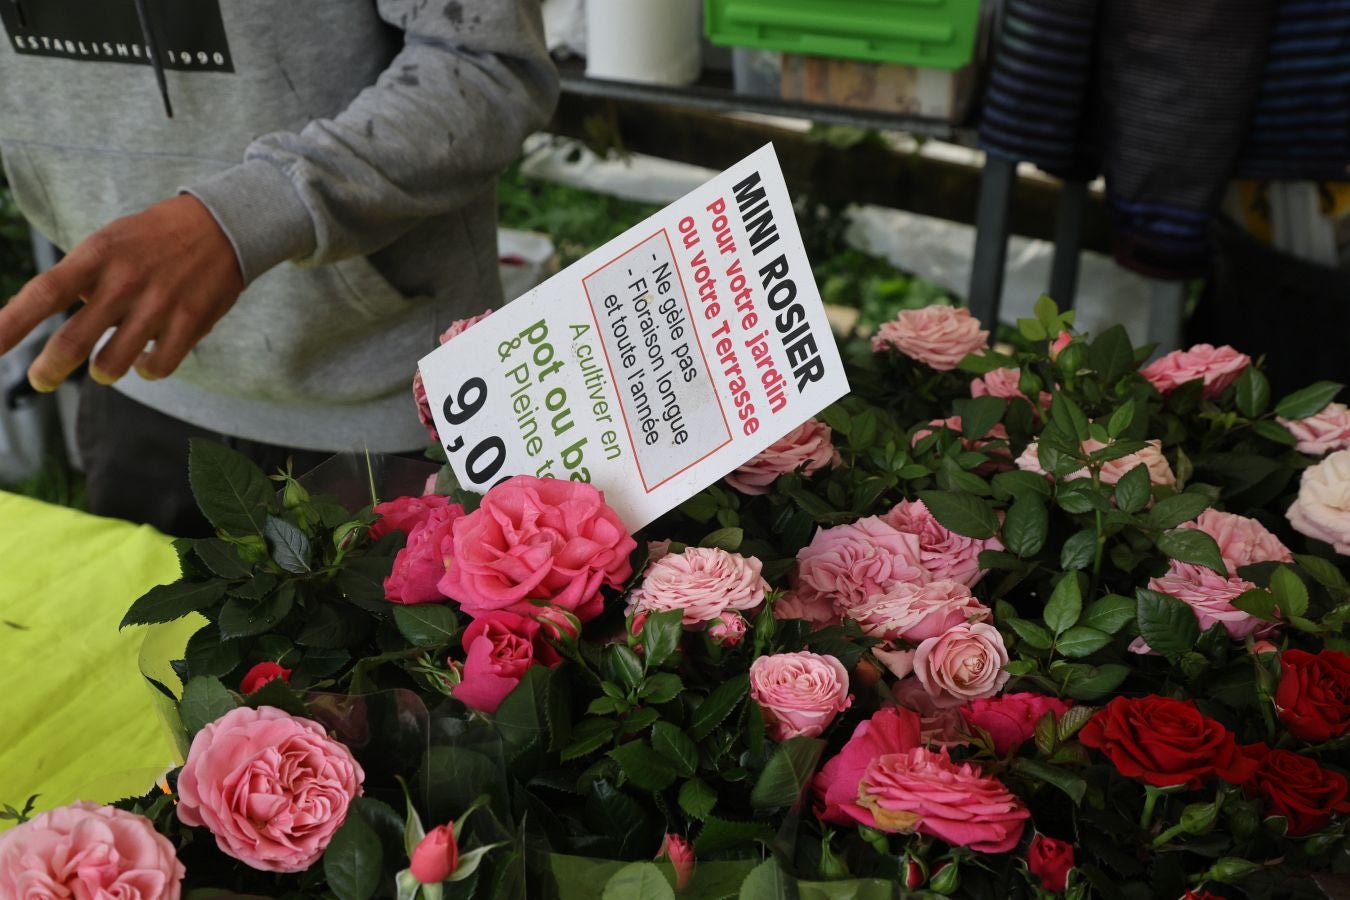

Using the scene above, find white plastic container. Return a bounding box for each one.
[585,0,701,86]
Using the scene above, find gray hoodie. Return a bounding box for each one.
[0,0,558,451]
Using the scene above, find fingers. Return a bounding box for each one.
[135,310,211,381]
[89,311,160,385]
[27,305,125,392]
[0,254,98,357]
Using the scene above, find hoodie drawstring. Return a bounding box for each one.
[131,0,174,118]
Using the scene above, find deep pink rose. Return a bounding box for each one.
[795,517,928,615]
[725,418,839,495]
[1280,402,1350,456]
[0,802,184,900]
[814,706,924,824]
[1141,344,1251,399]
[884,499,1004,587]
[240,661,292,694]
[370,494,454,542]
[1016,438,1176,488]
[1287,449,1350,554]
[438,476,636,623]
[961,693,1074,755]
[773,585,841,629]
[453,611,550,714]
[854,748,1030,853]
[708,611,748,646]
[414,311,495,439]
[912,621,1010,707]
[627,547,767,626]
[871,305,990,371]
[177,705,364,873]
[658,833,694,892]
[410,824,459,884]
[847,580,990,643]
[1180,508,1292,571]
[1149,562,1268,641]
[385,504,465,604]
[749,651,852,740]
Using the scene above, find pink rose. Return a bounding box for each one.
[708,611,748,647]
[627,547,767,626]
[884,499,1004,587]
[749,651,853,740]
[911,622,1010,707]
[0,802,184,900]
[658,833,694,892]
[855,748,1030,853]
[892,678,977,747]
[1141,344,1251,399]
[385,504,465,604]
[410,824,459,884]
[1049,331,1073,360]
[1280,402,1350,456]
[177,705,364,873]
[911,417,1013,463]
[453,611,550,713]
[814,706,924,824]
[645,539,675,568]
[725,418,839,495]
[773,585,840,629]
[795,517,928,615]
[847,580,990,643]
[240,661,292,694]
[1180,508,1292,571]
[370,494,455,542]
[972,367,1052,411]
[439,476,636,624]
[415,311,495,440]
[1149,562,1268,640]
[871,306,990,371]
[1288,449,1350,554]
[1016,438,1176,488]
[961,693,1074,755]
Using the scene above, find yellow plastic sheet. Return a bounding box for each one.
[0,492,187,828]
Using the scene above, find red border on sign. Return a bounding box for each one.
[581,229,733,494]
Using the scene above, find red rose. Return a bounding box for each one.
[1276,649,1350,742]
[1078,696,1256,789]
[1027,833,1074,893]
[1244,743,1350,836]
[240,661,291,694]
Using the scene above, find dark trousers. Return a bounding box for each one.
[76,382,332,538]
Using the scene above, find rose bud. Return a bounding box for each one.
[410,824,459,884]
[240,661,292,694]
[1027,833,1075,893]
[904,856,926,890]
[930,861,960,895]
[658,833,694,892]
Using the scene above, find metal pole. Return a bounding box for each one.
[968,155,1016,328]
[1049,180,1087,309]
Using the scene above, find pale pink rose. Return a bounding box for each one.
[370,493,455,542]
[795,517,929,615]
[708,611,748,646]
[423,473,440,496]
[1180,509,1292,571]
[1049,331,1074,360]
[1149,562,1268,640]
[628,547,767,626]
[884,499,1004,587]
[0,802,184,900]
[1287,449,1350,554]
[658,834,694,892]
[773,585,841,629]
[749,651,853,740]
[971,367,1052,411]
[814,706,924,824]
[911,622,1010,707]
[646,539,675,568]
[384,504,465,604]
[854,748,1030,853]
[891,678,975,747]
[960,693,1074,755]
[873,647,916,680]
[453,611,551,714]
[1141,344,1251,399]
[414,311,495,440]
[1280,403,1350,456]
[871,306,990,371]
[177,705,365,873]
[439,476,637,624]
[847,580,991,643]
[1016,438,1176,488]
[725,418,840,495]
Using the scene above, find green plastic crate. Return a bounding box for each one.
[705,0,982,71]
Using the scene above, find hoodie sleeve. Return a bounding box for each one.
[186,0,559,286]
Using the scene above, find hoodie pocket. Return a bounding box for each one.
[328,254,426,321]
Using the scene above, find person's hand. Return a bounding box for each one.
[0,195,245,392]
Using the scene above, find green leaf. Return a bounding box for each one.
[1107,399,1137,439]
[1232,588,1280,622]
[1050,393,1091,442]
[639,673,683,704]
[324,804,384,900]
[1056,626,1112,658]
[678,779,717,820]
[1136,589,1201,659]
[184,626,243,679]
[641,610,683,670]
[560,718,617,761]
[1114,464,1152,514]
[608,645,644,691]
[1157,529,1227,574]
[193,539,253,579]
[1274,381,1343,420]
[601,862,675,900]
[1082,594,1136,634]
[1253,419,1296,446]
[1234,367,1271,418]
[1147,493,1211,529]
[751,737,826,809]
[652,722,698,777]
[1089,325,1134,382]
[694,816,773,855]
[1296,553,1350,593]
[1060,529,1098,571]
[1004,496,1049,557]
[392,604,459,647]
[1062,663,1129,700]
[228,571,277,602]
[738,860,790,900]
[1269,565,1310,618]
[1056,704,1096,742]
[608,740,677,791]
[494,666,553,763]
[189,439,272,537]
[1009,618,1053,650]
[1018,317,1048,342]
[1013,758,1087,805]
[264,516,312,574]
[699,527,744,552]
[219,583,295,640]
[297,602,365,649]
[691,675,749,740]
[953,396,1007,441]
[243,675,309,717]
[179,676,237,734]
[992,470,1052,500]
[916,490,999,539]
[1034,710,1058,755]
[122,579,227,628]
[1044,574,1083,636]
